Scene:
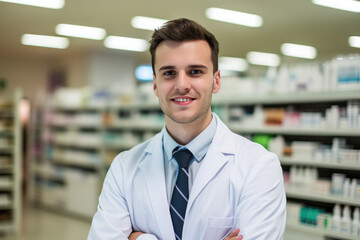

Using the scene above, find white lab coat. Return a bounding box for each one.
[88,115,286,240]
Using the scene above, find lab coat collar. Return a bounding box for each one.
[141,129,175,240]
[186,113,235,213]
[140,115,235,240]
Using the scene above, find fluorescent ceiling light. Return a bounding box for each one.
[206,7,263,28]
[247,51,280,67]
[56,24,106,40]
[131,16,168,31]
[104,36,148,52]
[349,36,360,48]
[21,34,69,49]
[219,57,248,72]
[0,0,64,9]
[281,43,317,59]
[312,0,360,13]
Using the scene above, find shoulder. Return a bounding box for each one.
[111,131,162,169]
[215,118,280,170]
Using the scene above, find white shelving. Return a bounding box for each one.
[0,89,22,234]
[30,88,360,239]
[227,124,360,136]
[286,186,360,207]
[30,95,165,218]
[280,157,360,171]
[213,90,360,105]
[286,222,360,240]
[216,90,360,240]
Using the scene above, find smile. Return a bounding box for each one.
[173,98,193,102]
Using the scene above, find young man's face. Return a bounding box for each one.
[153,40,220,127]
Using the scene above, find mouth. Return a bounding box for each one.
[171,97,195,104]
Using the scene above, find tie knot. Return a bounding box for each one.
[173,149,193,169]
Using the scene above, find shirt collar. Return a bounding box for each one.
[163,113,217,162]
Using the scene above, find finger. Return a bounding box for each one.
[228,228,240,237]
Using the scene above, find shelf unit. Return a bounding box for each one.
[0,89,22,234]
[30,97,164,218]
[286,222,360,240]
[31,89,360,239]
[213,90,360,240]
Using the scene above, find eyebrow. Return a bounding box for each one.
[188,64,208,70]
[159,65,175,72]
[158,64,208,72]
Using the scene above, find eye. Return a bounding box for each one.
[163,70,176,76]
[189,69,202,75]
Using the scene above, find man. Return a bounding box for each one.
[88,18,286,240]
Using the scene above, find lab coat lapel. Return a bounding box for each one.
[187,116,234,212]
[139,131,175,240]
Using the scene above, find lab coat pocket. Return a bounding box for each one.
[202,217,234,240]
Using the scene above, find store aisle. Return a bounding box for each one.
[1,206,91,240]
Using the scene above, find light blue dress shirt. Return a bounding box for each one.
[163,114,217,203]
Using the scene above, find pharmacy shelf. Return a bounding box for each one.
[0,89,22,234]
[285,186,360,207]
[32,87,360,229]
[0,146,13,154]
[103,142,139,150]
[0,203,13,210]
[286,222,360,240]
[0,222,13,232]
[108,101,160,111]
[52,158,102,169]
[213,90,360,106]
[228,124,360,137]
[47,123,102,130]
[280,157,360,171]
[0,185,13,191]
[0,165,12,173]
[33,171,65,183]
[55,101,161,112]
[52,141,102,150]
[0,129,13,135]
[106,121,164,131]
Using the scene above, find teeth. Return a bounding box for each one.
[174,98,191,102]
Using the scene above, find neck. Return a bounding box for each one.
[165,112,213,145]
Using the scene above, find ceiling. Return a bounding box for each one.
[0,0,360,67]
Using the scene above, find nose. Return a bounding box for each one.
[175,71,191,92]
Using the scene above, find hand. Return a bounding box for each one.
[224,228,243,240]
[129,232,143,240]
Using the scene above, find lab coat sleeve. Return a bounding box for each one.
[236,152,286,240]
[87,154,132,240]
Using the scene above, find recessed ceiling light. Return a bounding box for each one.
[247,51,280,67]
[205,7,263,28]
[281,43,317,59]
[131,16,168,31]
[312,0,360,13]
[219,57,248,72]
[349,36,360,48]
[0,0,64,9]
[55,24,106,40]
[135,64,153,82]
[21,34,69,49]
[104,36,148,52]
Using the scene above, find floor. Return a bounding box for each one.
[0,205,91,240]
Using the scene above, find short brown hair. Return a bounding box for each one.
[149,18,219,75]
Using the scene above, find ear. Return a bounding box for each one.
[153,74,159,97]
[212,70,221,93]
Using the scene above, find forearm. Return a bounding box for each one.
[129,232,158,240]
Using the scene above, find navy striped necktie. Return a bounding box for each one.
[170,148,193,240]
